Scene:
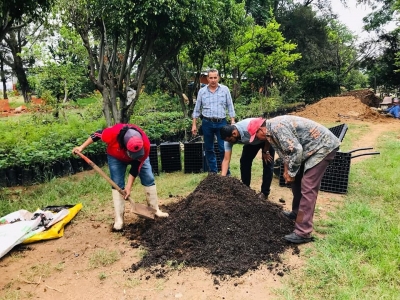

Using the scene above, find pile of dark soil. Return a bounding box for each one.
[125,175,298,278]
[339,89,381,107]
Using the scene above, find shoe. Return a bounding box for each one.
[256,192,267,201]
[284,232,312,244]
[282,210,297,220]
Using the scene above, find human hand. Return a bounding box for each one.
[262,152,273,163]
[72,146,83,155]
[191,125,197,136]
[283,172,295,184]
[123,188,131,200]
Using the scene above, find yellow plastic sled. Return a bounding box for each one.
[23,203,83,244]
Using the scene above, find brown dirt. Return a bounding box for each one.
[1,91,400,300]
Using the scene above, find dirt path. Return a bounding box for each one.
[1,116,399,300]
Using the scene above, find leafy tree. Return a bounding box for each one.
[158,0,247,117]
[3,24,43,102]
[0,0,53,41]
[29,25,91,102]
[58,0,226,126]
[363,30,400,93]
[214,18,300,99]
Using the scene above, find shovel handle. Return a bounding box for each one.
[75,152,127,198]
[74,151,156,219]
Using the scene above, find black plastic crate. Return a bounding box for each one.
[203,142,222,172]
[319,151,351,194]
[278,152,350,193]
[184,142,204,173]
[279,148,379,194]
[149,144,159,175]
[160,142,182,173]
[329,123,348,142]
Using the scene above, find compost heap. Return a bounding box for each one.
[125,175,297,278]
[293,89,388,123]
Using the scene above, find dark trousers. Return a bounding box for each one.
[291,149,337,237]
[240,143,275,196]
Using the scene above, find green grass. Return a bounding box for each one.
[75,96,99,107]
[88,248,120,268]
[281,129,400,299]
[1,124,399,299]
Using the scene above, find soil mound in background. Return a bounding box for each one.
[339,89,381,107]
[125,175,297,278]
[293,91,386,122]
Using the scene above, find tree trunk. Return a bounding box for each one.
[176,91,188,118]
[232,67,240,100]
[5,31,31,103]
[63,79,68,103]
[0,59,8,99]
[102,88,113,126]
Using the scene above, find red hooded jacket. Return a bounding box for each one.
[91,123,150,173]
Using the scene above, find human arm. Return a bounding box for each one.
[72,130,102,154]
[261,140,273,163]
[191,91,203,135]
[221,149,232,176]
[224,86,236,123]
[283,161,295,184]
[191,118,198,135]
[124,173,136,199]
[271,128,303,177]
[72,136,94,154]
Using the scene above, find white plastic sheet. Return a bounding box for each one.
[0,208,69,259]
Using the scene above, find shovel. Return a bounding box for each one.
[75,152,156,219]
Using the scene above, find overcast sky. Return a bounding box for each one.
[332,0,397,39]
[331,0,372,36]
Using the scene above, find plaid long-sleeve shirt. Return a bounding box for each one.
[192,84,235,119]
[265,116,340,177]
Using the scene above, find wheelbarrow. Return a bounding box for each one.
[278,147,380,194]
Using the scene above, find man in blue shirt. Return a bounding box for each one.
[191,69,236,173]
[386,98,400,118]
[220,118,275,200]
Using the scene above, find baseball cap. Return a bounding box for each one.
[124,129,144,159]
[247,117,266,142]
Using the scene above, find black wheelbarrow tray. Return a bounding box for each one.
[279,147,380,194]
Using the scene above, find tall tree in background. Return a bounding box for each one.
[3,24,44,103]
[59,0,225,126]
[363,30,400,92]
[211,18,300,99]
[1,0,53,102]
[0,0,53,41]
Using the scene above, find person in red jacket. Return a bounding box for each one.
[73,124,168,231]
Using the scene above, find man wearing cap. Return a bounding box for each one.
[219,118,275,200]
[192,69,236,173]
[247,116,340,243]
[73,123,168,231]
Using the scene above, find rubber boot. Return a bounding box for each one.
[112,189,125,230]
[144,185,169,217]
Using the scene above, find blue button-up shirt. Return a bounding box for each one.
[192,84,236,119]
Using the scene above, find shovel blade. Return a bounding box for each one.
[129,201,156,219]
